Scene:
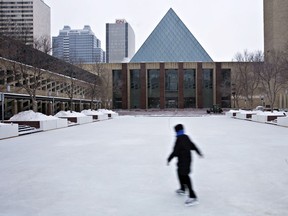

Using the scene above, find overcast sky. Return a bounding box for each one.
[44,0,263,61]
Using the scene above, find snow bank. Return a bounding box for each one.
[54,111,86,117]
[55,111,92,124]
[9,110,58,121]
[98,109,119,118]
[98,109,117,114]
[81,109,108,121]
[8,110,68,130]
[81,109,104,116]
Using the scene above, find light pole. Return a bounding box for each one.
[48,91,54,115]
[231,91,236,108]
[231,83,236,109]
[261,95,264,107]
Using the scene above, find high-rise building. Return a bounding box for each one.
[52,25,105,64]
[130,8,212,63]
[0,0,50,46]
[264,0,288,54]
[106,19,135,63]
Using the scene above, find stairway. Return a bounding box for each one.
[18,124,42,135]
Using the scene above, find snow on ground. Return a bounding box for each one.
[0,115,287,216]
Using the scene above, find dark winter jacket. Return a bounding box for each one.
[167,134,202,175]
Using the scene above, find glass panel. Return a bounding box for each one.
[112,70,122,109]
[221,69,231,108]
[130,69,141,109]
[165,69,178,108]
[202,69,213,108]
[147,69,160,108]
[184,69,196,108]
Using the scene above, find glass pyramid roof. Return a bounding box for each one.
[130,8,213,63]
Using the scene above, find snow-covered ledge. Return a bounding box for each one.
[277,116,288,127]
[81,110,109,121]
[251,111,285,123]
[9,110,68,131]
[55,111,93,125]
[225,110,240,118]
[0,123,18,139]
[98,109,119,118]
[235,110,259,120]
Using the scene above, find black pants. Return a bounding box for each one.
[177,171,197,198]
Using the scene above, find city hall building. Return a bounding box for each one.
[108,62,232,109]
[103,9,232,109]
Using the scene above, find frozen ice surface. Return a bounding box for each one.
[0,115,288,216]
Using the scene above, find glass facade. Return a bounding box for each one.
[130,69,141,109]
[112,70,122,109]
[130,8,212,63]
[184,69,196,108]
[106,21,135,63]
[147,69,160,108]
[221,69,231,108]
[165,69,178,108]
[202,69,213,108]
[53,25,105,64]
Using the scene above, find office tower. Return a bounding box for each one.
[264,0,288,54]
[52,25,105,64]
[130,8,212,62]
[0,0,50,46]
[106,19,135,63]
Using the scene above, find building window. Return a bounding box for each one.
[184,69,196,108]
[165,69,178,108]
[202,69,213,108]
[147,69,160,108]
[130,69,141,109]
[221,69,231,108]
[112,70,122,109]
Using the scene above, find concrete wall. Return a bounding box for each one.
[264,0,288,53]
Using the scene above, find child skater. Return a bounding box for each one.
[167,124,203,206]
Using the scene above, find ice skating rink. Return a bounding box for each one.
[0,115,287,216]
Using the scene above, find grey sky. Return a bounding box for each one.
[44,0,263,61]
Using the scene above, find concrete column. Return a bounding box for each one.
[12,100,18,115]
[178,63,184,109]
[140,63,147,109]
[160,63,165,109]
[61,102,65,111]
[215,62,222,105]
[196,63,203,108]
[47,102,52,115]
[121,63,128,109]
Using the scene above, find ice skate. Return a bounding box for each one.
[185,198,199,206]
[175,189,186,196]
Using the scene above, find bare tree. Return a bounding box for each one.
[257,50,288,111]
[61,67,77,112]
[85,64,102,109]
[11,53,51,112]
[81,63,111,109]
[33,35,52,54]
[233,50,264,109]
